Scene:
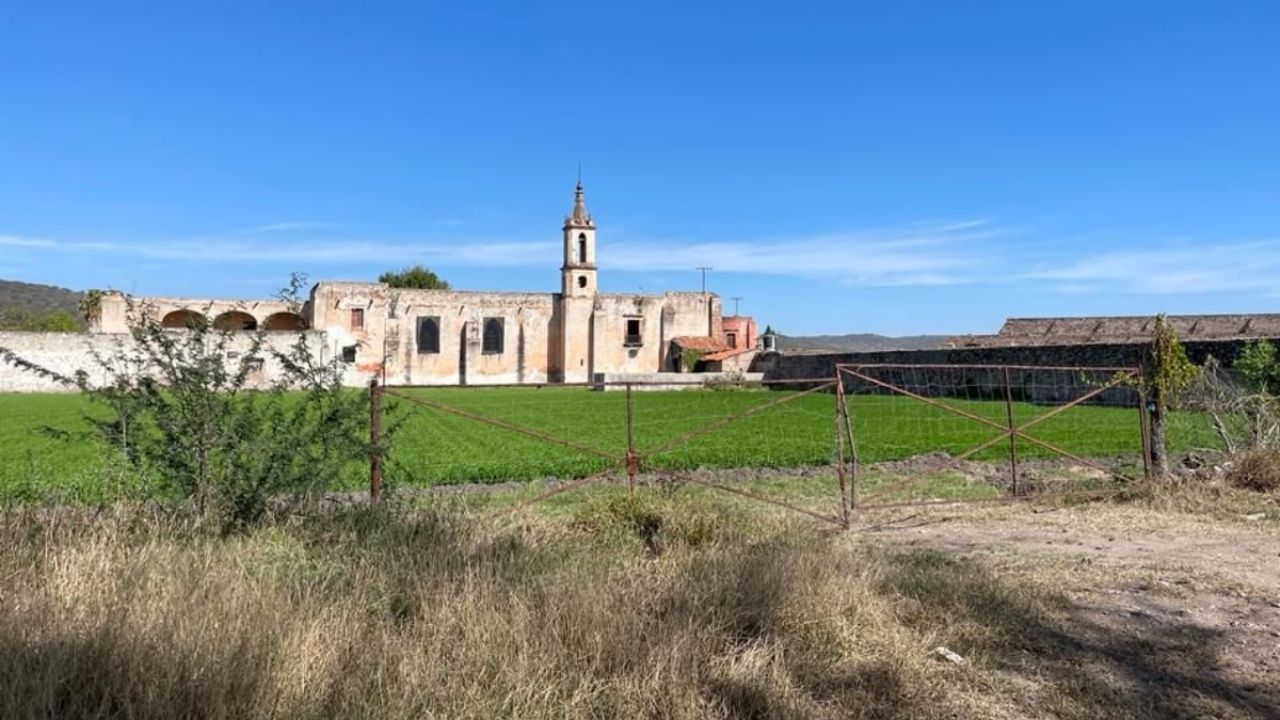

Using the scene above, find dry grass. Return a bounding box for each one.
[0,493,1274,719]
[1226,447,1280,493]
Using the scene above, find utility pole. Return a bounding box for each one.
[731,296,742,315]
[695,266,713,294]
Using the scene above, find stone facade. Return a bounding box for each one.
[72,183,736,388]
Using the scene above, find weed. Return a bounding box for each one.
[1227,447,1280,492]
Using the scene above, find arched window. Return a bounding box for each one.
[577,233,587,263]
[577,275,587,289]
[416,316,440,354]
[482,317,504,354]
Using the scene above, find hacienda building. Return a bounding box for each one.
[89,183,757,386]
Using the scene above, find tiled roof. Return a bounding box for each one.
[702,347,755,362]
[954,314,1280,347]
[670,335,732,353]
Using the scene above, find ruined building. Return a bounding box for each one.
[90,183,749,386]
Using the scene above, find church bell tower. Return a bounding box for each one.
[561,180,597,297]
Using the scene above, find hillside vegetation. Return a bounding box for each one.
[777,333,947,352]
[0,279,85,331]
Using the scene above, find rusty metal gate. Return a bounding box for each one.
[835,364,1150,511]
[368,365,1151,528]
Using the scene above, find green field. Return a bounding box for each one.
[0,387,1221,502]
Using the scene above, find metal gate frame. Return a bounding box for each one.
[834,364,1151,511]
[373,377,851,527]
[368,364,1152,528]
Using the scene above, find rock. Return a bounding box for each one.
[1244,513,1266,522]
[1181,452,1206,470]
[931,645,967,666]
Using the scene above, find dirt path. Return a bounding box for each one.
[876,509,1280,594]
[870,506,1280,718]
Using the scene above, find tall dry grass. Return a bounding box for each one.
[0,494,1270,719]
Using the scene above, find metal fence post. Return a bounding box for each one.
[370,378,383,503]
[1002,366,1020,497]
[625,382,637,497]
[834,376,851,528]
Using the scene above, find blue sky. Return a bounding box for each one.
[2,1,1279,335]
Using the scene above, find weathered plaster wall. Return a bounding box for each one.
[0,331,327,392]
[311,281,724,386]
[386,288,559,385]
[721,316,758,351]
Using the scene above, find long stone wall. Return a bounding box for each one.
[753,339,1265,381]
[751,339,1267,405]
[0,331,328,392]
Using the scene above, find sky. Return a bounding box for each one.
[2,1,1279,336]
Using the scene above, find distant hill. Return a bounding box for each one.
[0,279,86,331]
[776,333,947,353]
[0,279,83,315]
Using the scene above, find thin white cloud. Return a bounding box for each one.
[234,221,333,234]
[602,221,999,287]
[0,220,999,287]
[1026,240,1280,295]
[0,233,557,267]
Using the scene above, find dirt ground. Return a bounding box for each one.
[866,502,1280,718]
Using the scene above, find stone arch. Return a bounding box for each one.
[212,310,258,331]
[262,311,307,331]
[160,309,207,329]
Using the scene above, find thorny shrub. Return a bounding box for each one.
[0,275,388,532]
[1226,447,1280,493]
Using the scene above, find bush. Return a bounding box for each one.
[1226,448,1280,492]
[0,276,386,532]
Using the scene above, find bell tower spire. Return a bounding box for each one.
[561,176,597,297]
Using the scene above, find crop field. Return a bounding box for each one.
[0,386,1225,502]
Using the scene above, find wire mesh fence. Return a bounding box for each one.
[374,365,1152,525]
[837,364,1148,510]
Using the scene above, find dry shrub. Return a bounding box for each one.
[1227,448,1280,492]
[0,503,985,719]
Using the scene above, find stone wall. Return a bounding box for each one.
[753,338,1267,381]
[751,339,1268,404]
[0,331,328,392]
[310,281,723,386]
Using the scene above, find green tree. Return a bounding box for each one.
[1147,314,1200,476]
[1234,339,1280,395]
[379,265,450,290]
[0,308,84,332]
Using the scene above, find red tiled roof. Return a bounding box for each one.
[670,335,731,353]
[702,346,754,362]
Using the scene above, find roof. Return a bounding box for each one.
[952,313,1280,348]
[670,335,732,353]
[563,181,594,228]
[702,346,755,362]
